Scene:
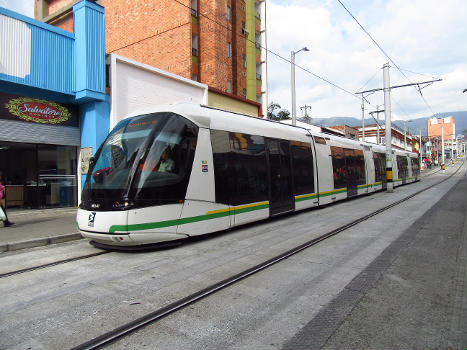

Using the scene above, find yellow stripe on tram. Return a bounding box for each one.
[206,201,269,215]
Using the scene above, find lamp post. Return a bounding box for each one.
[291,47,309,126]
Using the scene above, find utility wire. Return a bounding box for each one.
[336,0,437,116]
[356,69,380,94]
[398,67,437,79]
[109,21,191,53]
[170,0,375,107]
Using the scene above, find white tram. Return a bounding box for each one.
[77,103,420,249]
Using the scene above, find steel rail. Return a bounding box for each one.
[0,162,448,279]
[0,251,109,278]
[70,160,464,350]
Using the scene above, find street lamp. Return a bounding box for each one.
[291,47,309,126]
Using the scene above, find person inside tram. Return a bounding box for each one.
[157,147,175,173]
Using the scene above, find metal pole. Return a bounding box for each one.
[361,98,365,142]
[291,50,296,126]
[404,121,407,150]
[383,63,393,192]
[441,126,445,165]
[451,134,454,161]
[376,105,380,144]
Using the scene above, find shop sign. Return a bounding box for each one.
[80,147,93,174]
[6,97,70,124]
[0,93,78,127]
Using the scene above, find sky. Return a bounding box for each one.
[265,0,467,121]
[1,0,466,122]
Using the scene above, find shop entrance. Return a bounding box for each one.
[0,142,77,208]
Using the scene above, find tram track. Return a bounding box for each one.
[69,161,464,350]
[0,251,109,279]
[0,164,451,280]
[0,163,459,281]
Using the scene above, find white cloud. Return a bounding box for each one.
[0,0,34,17]
[266,0,467,121]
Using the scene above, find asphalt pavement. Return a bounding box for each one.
[283,163,466,350]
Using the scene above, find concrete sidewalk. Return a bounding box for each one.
[0,207,80,252]
[0,159,458,253]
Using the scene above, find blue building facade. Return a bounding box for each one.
[0,0,109,208]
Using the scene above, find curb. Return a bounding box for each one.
[0,233,83,253]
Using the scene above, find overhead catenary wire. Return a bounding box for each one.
[356,69,381,94]
[336,0,437,116]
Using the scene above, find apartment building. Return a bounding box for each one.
[35,0,267,115]
[427,116,455,140]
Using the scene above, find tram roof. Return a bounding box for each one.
[123,103,418,156]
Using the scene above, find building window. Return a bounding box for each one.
[227,80,232,93]
[243,88,247,98]
[227,43,231,58]
[192,74,198,81]
[241,22,247,35]
[227,5,231,20]
[242,55,247,68]
[192,35,199,56]
[191,0,198,16]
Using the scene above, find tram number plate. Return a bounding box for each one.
[88,212,96,227]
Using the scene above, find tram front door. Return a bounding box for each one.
[267,139,295,216]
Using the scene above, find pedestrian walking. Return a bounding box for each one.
[0,172,14,227]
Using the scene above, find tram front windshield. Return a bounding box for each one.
[81,112,198,210]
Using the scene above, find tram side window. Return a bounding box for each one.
[331,146,346,189]
[211,130,268,206]
[396,155,408,179]
[291,142,314,195]
[331,147,366,189]
[373,152,385,182]
[211,130,231,205]
[411,158,420,176]
[351,149,366,186]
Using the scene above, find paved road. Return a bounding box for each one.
[284,173,466,350]
[0,162,464,350]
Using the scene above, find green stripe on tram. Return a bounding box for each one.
[109,202,270,233]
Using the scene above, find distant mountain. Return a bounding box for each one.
[303,111,467,136]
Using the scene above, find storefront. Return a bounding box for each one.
[0,93,80,208]
[0,1,108,208]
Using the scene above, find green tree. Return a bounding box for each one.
[268,102,290,121]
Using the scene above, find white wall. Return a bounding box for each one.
[108,54,208,128]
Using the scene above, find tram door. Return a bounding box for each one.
[267,139,295,216]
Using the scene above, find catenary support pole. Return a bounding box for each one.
[441,126,444,165]
[383,63,393,192]
[361,98,365,142]
[291,50,296,126]
[376,105,380,144]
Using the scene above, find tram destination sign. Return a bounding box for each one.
[0,92,78,127]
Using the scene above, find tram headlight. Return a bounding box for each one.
[113,201,134,209]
